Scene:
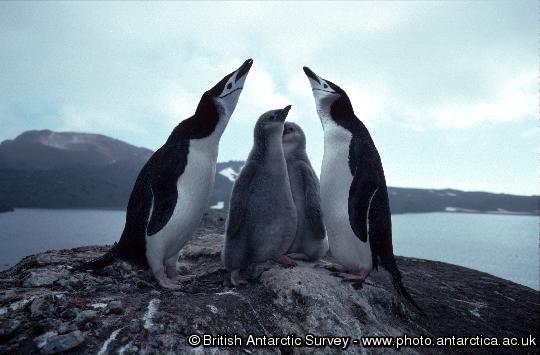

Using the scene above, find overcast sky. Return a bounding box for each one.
[0,1,537,195]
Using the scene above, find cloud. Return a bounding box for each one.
[0,1,537,194]
[420,71,536,129]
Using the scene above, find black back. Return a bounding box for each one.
[315,74,423,313]
[115,89,226,266]
[324,81,393,271]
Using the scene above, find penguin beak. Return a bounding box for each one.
[303,66,322,88]
[278,105,292,122]
[235,58,253,83]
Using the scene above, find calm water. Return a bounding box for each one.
[0,209,538,290]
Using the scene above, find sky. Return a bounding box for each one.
[0,1,538,195]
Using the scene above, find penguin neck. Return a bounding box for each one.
[283,142,308,164]
[251,132,285,164]
[166,96,228,145]
[319,95,359,134]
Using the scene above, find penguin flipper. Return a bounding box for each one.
[146,142,189,236]
[298,162,326,239]
[225,163,257,239]
[348,159,379,243]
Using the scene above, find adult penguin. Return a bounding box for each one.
[303,66,422,312]
[75,59,253,289]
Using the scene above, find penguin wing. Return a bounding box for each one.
[146,142,189,236]
[298,162,326,239]
[348,160,380,243]
[347,134,384,243]
[225,162,257,239]
[115,163,154,262]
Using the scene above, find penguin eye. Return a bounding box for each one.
[323,84,328,89]
[226,83,232,90]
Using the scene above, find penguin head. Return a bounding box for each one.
[282,122,306,155]
[254,105,292,139]
[303,66,355,126]
[200,58,253,118]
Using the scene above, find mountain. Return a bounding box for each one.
[0,130,538,215]
[210,166,539,215]
[0,130,152,171]
[0,130,152,209]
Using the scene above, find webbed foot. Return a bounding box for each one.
[317,260,347,273]
[165,266,195,283]
[154,269,182,290]
[230,269,248,287]
[277,255,297,268]
[286,253,311,261]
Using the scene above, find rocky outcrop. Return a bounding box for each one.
[0,212,538,354]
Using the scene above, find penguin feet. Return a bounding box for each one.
[331,270,370,289]
[154,269,183,290]
[286,253,310,261]
[230,269,248,287]
[165,266,195,283]
[276,255,297,268]
[318,261,347,273]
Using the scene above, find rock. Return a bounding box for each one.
[34,331,58,349]
[57,322,77,335]
[57,276,83,289]
[39,330,85,354]
[0,211,537,355]
[0,289,17,303]
[36,254,53,266]
[128,319,142,333]
[0,319,20,339]
[23,270,68,288]
[107,300,124,315]
[74,310,97,324]
[30,296,55,318]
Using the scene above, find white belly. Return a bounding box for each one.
[320,125,372,272]
[146,139,217,261]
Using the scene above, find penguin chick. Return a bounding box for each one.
[282,122,328,261]
[222,106,297,286]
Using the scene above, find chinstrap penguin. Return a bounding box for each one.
[222,106,298,286]
[303,66,422,312]
[75,59,253,289]
[282,122,328,261]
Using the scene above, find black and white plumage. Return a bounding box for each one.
[75,59,253,289]
[303,66,422,312]
[282,122,328,261]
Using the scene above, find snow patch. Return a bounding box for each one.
[219,167,239,182]
[207,304,219,314]
[215,290,240,296]
[143,298,160,330]
[210,201,224,210]
[97,328,122,355]
[117,341,132,355]
[90,303,107,309]
[445,207,477,213]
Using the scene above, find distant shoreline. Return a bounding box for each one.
[1,207,538,217]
